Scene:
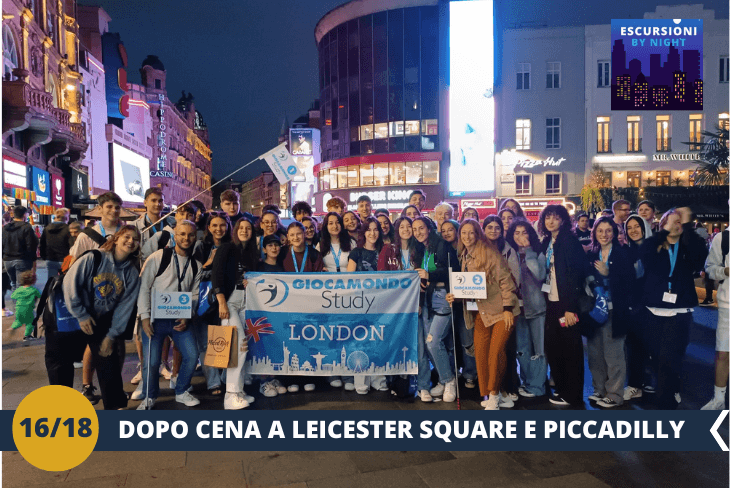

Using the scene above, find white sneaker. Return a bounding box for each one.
[73,362,83,369]
[701,396,726,410]
[344,382,355,391]
[136,398,155,410]
[464,378,477,389]
[443,379,457,402]
[224,392,249,410]
[588,393,604,402]
[304,383,315,392]
[518,387,536,398]
[270,379,287,394]
[498,392,514,408]
[160,364,172,380]
[260,381,278,397]
[130,383,146,401]
[623,386,643,401]
[330,379,343,388]
[356,386,370,395]
[175,391,200,407]
[169,376,192,393]
[419,389,433,402]
[287,384,300,393]
[242,390,255,403]
[131,367,142,385]
[430,383,445,397]
[675,392,682,404]
[507,392,518,402]
[484,395,499,410]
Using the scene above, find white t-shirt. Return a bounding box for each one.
[317,239,356,273]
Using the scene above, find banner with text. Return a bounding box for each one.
[243,271,419,376]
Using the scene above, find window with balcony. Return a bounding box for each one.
[517,63,530,90]
[627,171,642,187]
[656,115,671,151]
[516,174,531,195]
[546,118,560,149]
[3,25,18,81]
[545,173,561,194]
[627,116,641,152]
[597,116,611,153]
[516,119,531,150]
[598,61,610,87]
[689,114,703,151]
[546,62,560,89]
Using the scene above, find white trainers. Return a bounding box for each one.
[588,393,604,401]
[430,383,445,397]
[160,364,172,380]
[356,386,370,395]
[242,390,255,403]
[483,395,499,410]
[175,391,200,407]
[131,366,142,385]
[130,383,145,401]
[623,386,643,401]
[498,392,514,408]
[443,379,457,402]
[224,392,249,410]
[701,396,726,410]
[518,387,536,398]
[304,383,315,392]
[464,378,477,389]
[330,379,343,388]
[419,389,433,402]
[260,381,278,397]
[675,392,682,404]
[344,382,355,391]
[270,379,287,394]
[287,384,300,393]
[169,376,192,393]
[136,398,155,410]
[73,361,83,369]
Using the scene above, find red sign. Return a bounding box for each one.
[51,174,65,207]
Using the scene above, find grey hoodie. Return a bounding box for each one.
[138,248,202,321]
[63,250,141,340]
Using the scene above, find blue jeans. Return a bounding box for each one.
[515,314,547,396]
[194,318,226,390]
[5,260,32,291]
[417,289,455,390]
[142,319,199,399]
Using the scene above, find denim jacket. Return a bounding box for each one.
[517,247,547,319]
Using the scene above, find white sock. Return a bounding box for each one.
[714,385,727,399]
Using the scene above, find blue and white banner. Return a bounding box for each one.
[244,271,420,376]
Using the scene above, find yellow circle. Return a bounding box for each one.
[12,385,99,471]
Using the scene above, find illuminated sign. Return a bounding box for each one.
[29,167,50,204]
[652,153,701,161]
[112,143,151,203]
[150,171,174,178]
[289,128,320,208]
[3,158,27,188]
[290,128,314,156]
[156,94,167,170]
[459,199,497,210]
[503,157,566,169]
[51,174,65,207]
[101,32,129,118]
[449,0,495,195]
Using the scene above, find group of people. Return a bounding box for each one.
[3,186,726,412]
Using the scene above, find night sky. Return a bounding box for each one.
[79,0,728,183]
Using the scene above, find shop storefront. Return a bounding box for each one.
[316,184,444,215]
[499,197,578,221]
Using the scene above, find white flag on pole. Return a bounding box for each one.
[259,143,300,185]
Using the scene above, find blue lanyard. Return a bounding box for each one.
[145,215,161,235]
[599,246,612,264]
[545,240,554,271]
[401,249,412,270]
[292,246,309,273]
[169,232,176,248]
[99,224,120,239]
[260,235,265,260]
[422,251,433,271]
[332,244,342,272]
[667,241,679,292]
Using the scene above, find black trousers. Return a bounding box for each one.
[626,311,649,388]
[645,311,692,410]
[45,318,128,410]
[504,330,520,393]
[545,301,585,405]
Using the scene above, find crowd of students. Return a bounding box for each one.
[4,186,727,412]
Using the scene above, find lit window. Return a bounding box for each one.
[656,171,670,186]
[337,167,348,189]
[627,115,641,152]
[422,161,439,184]
[720,113,729,131]
[389,121,404,137]
[421,119,438,135]
[360,125,374,141]
[546,118,560,149]
[517,63,530,90]
[389,162,405,185]
[597,61,610,88]
[721,56,729,83]
[2,25,19,81]
[597,116,611,153]
[404,120,420,135]
[627,171,641,187]
[360,164,374,186]
[656,115,671,152]
[516,119,531,150]
[374,123,388,139]
[546,62,560,89]
[515,174,531,195]
[545,174,561,195]
[405,161,422,184]
[347,166,359,187]
[373,163,389,186]
[689,114,703,151]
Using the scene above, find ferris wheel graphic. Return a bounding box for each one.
[347,351,370,373]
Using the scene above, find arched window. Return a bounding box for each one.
[3,25,19,81]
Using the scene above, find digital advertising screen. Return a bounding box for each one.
[111,142,151,203]
[448,0,495,196]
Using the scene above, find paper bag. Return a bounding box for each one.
[204,325,238,368]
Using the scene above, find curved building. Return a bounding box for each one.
[314,0,445,213]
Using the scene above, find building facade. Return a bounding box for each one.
[240,171,280,217]
[2,0,87,220]
[585,5,729,190]
[314,0,445,213]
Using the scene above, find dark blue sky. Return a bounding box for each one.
[79,0,728,182]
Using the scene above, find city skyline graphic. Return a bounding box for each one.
[611,19,703,110]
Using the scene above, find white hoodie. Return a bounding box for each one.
[706,231,729,309]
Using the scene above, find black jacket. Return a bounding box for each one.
[40,222,71,261]
[586,244,636,337]
[421,238,459,309]
[211,241,258,299]
[2,221,38,261]
[541,230,591,313]
[639,223,707,309]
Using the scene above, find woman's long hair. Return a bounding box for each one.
[483,215,507,252]
[358,216,384,252]
[376,212,395,243]
[457,219,500,279]
[506,218,542,254]
[319,212,352,256]
[203,211,232,246]
[537,204,572,238]
[392,216,421,268]
[231,217,259,270]
[499,198,525,218]
[99,225,142,269]
[589,216,621,254]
